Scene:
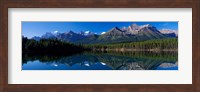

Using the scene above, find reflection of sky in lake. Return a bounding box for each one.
[156,66,178,70]
[22,52,178,70]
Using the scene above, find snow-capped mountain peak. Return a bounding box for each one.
[140,24,153,28]
[51,30,60,36]
[52,30,59,34]
[41,32,56,39]
[121,26,127,31]
[159,29,178,37]
[130,24,139,28]
[79,30,94,36]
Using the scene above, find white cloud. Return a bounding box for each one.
[85,30,90,34]
[101,32,106,35]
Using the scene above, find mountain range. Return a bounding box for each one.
[30,24,178,44]
[159,29,178,37]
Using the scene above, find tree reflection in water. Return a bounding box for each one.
[22,51,178,70]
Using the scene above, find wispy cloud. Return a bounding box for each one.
[160,23,169,26]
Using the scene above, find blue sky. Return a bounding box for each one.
[22,22,178,38]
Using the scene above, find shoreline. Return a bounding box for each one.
[91,48,178,52]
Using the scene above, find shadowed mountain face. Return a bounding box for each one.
[22,51,178,70]
[56,31,86,42]
[96,27,136,43]
[31,24,177,44]
[75,34,99,44]
[31,36,41,41]
[41,31,87,42]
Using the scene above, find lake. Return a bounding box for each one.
[22,51,178,70]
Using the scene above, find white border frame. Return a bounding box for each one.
[8,8,192,84]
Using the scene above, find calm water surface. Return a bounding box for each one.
[22,51,178,70]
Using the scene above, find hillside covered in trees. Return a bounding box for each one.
[22,37,89,53]
[84,38,178,51]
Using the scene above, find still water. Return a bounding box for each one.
[22,51,178,70]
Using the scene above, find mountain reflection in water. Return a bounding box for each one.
[22,51,178,70]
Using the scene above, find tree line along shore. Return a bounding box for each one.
[22,37,178,53]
